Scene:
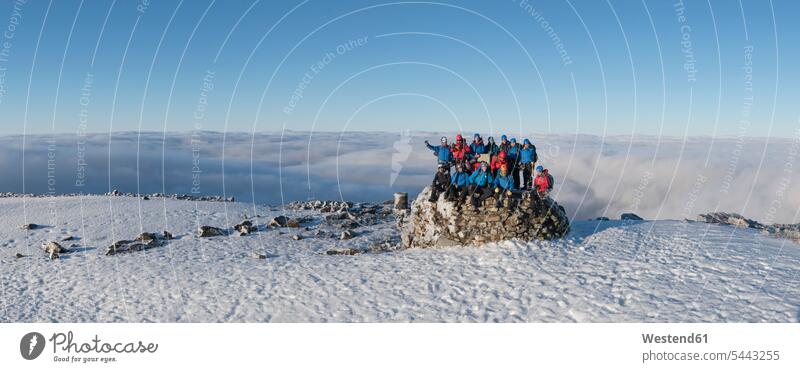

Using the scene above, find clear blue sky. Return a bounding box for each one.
[0,0,797,136]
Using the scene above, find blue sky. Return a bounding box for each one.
[1,0,798,136]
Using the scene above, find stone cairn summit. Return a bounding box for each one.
[398,186,570,248]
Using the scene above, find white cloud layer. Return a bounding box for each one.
[0,131,798,223]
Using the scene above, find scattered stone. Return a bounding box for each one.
[163,231,174,240]
[292,234,303,241]
[268,216,289,228]
[41,241,65,260]
[251,252,267,259]
[325,248,362,256]
[21,223,40,230]
[14,253,25,259]
[696,212,763,229]
[340,230,355,240]
[286,219,301,228]
[142,196,150,200]
[136,232,158,241]
[394,192,409,210]
[620,213,643,221]
[61,235,77,241]
[198,226,227,237]
[234,220,257,235]
[595,217,610,221]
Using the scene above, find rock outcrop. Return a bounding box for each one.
[696,212,763,229]
[398,187,570,248]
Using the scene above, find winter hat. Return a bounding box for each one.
[487,136,494,143]
[523,139,531,145]
[473,133,481,139]
[535,165,544,172]
[498,151,506,159]
[501,135,508,141]
[440,136,448,143]
[510,138,517,143]
[456,134,464,142]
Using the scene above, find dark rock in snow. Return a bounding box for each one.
[326,248,362,256]
[268,216,289,228]
[595,217,610,221]
[198,226,227,237]
[41,241,65,260]
[234,220,256,235]
[620,213,643,221]
[14,253,25,259]
[696,212,763,229]
[21,223,40,230]
[340,230,355,240]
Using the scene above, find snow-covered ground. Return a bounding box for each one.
[1,196,799,322]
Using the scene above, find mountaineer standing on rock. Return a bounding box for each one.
[425,136,453,168]
[428,164,451,202]
[451,134,473,169]
[533,165,554,198]
[506,138,522,189]
[469,133,487,155]
[490,150,508,177]
[519,139,538,190]
[492,164,515,208]
[446,162,470,204]
[466,161,494,210]
[485,136,500,162]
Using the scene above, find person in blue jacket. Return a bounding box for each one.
[446,162,470,204]
[505,138,522,189]
[466,161,494,210]
[485,136,500,161]
[519,138,538,190]
[424,136,453,167]
[492,163,515,208]
[469,133,487,155]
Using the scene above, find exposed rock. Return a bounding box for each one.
[136,232,158,241]
[620,213,643,221]
[595,217,610,221]
[398,187,570,248]
[41,241,65,260]
[326,248,362,256]
[251,252,267,259]
[198,226,227,237]
[268,216,290,228]
[696,212,763,229]
[340,230,355,240]
[764,223,800,244]
[163,231,174,240]
[61,235,77,241]
[21,223,40,230]
[234,220,256,235]
[14,253,25,259]
[292,234,303,240]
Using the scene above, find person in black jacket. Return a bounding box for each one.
[428,164,451,202]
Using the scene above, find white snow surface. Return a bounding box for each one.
[1,196,799,322]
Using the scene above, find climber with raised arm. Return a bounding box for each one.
[425,136,453,168]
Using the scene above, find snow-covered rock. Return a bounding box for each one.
[620,213,643,221]
[696,212,764,229]
[398,187,570,248]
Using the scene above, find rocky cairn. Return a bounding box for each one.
[398,187,570,248]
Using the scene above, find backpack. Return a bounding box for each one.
[546,173,554,190]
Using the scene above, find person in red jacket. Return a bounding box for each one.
[490,150,508,176]
[451,134,473,168]
[533,165,554,197]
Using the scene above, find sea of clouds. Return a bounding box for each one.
[1,131,798,223]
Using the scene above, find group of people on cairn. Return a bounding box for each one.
[425,133,554,210]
